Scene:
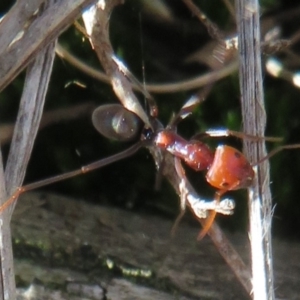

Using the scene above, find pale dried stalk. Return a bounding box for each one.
[236,0,275,299]
[0,0,96,92]
[82,0,151,128]
[0,0,46,55]
[5,41,57,215]
[0,26,56,300]
[0,154,7,300]
[0,1,62,298]
[82,0,252,295]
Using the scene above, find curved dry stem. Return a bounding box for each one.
[55,43,238,94]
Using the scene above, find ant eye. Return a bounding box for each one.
[141,127,154,141]
[234,151,241,159]
[92,104,142,141]
[222,182,229,187]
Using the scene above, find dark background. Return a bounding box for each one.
[1,0,300,240]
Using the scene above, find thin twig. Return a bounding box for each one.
[0,102,95,146]
[83,0,252,295]
[236,1,275,299]
[55,43,238,93]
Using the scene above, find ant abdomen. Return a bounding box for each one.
[206,145,254,190]
[92,104,142,141]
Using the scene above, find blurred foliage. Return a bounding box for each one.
[1,0,300,240]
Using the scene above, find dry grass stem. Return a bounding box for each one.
[236,0,275,298]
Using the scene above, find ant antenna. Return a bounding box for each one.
[168,84,214,129]
[252,143,300,166]
[139,14,146,100]
[139,13,158,118]
[1,142,143,214]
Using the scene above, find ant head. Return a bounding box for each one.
[140,117,164,143]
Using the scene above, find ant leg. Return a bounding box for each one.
[168,85,213,129]
[172,157,236,238]
[197,190,222,241]
[182,0,224,41]
[171,209,186,237]
[202,129,282,142]
[0,142,142,214]
[252,143,300,166]
[0,188,24,214]
[154,155,166,191]
[197,180,240,240]
[170,157,189,236]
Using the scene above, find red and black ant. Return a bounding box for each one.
[1,82,297,239]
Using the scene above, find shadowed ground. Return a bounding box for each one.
[11,192,299,299]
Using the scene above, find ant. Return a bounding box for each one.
[2,81,294,240]
[155,129,255,240]
[153,106,300,239]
